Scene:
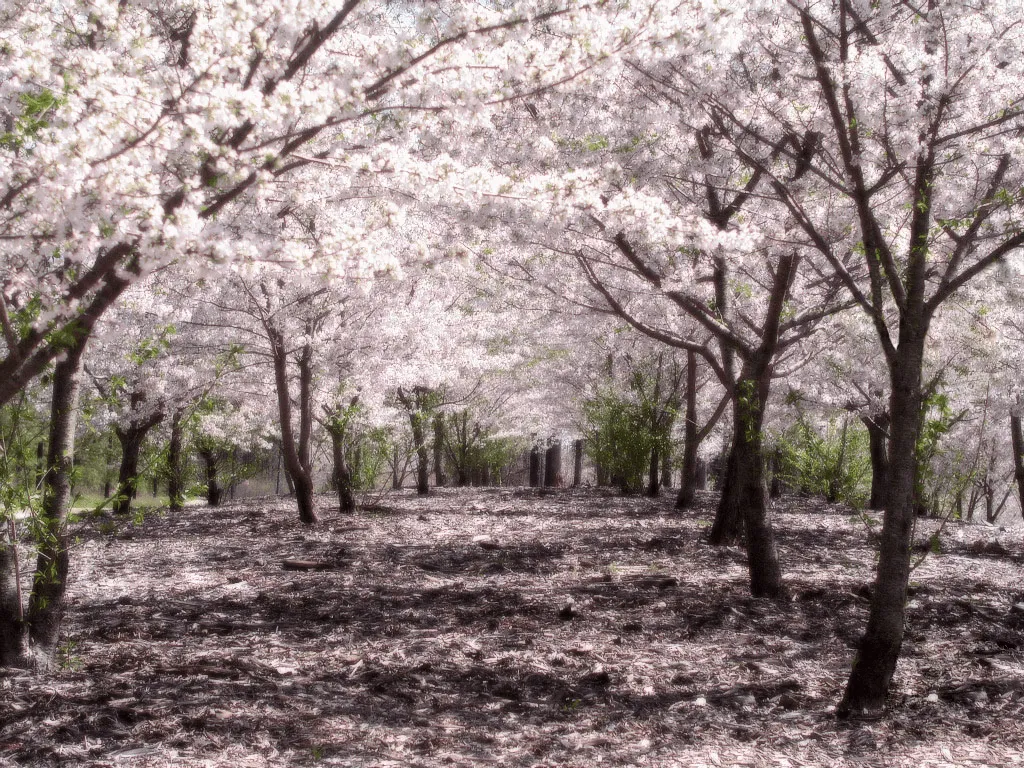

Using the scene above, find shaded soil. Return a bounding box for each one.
[2,488,1023,767]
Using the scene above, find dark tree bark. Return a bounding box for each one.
[862,411,891,511]
[35,441,45,488]
[412,414,429,495]
[444,411,477,487]
[397,387,432,496]
[840,335,926,715]
[24,335,88,666]
[391,445,403,489]
[269,326,317,525]
[529,446,541,487]
[660,446,672,489]
[572,439,584,487]
[167,409,185,512]
[728,365,786,599]
[709,447,743,543]
[198,447,222,507]
[544,441,562,487]
[705,254,798,603]
[677,351,701,509]
[1012,411,1024,520]
[113,394,164,516]
[324,397,359,514]
[433,415,447,487]
[328,428,355,513]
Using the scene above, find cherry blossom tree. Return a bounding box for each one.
[0,0,640,409]
[702,0,1024,715]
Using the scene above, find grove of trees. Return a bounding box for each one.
[2,0,1024,723]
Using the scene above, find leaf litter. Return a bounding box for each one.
[1,488,1023,767]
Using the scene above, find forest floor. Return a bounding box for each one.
[2,488,1024,768]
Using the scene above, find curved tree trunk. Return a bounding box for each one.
[840,336,925,716]
[25,336,87,667]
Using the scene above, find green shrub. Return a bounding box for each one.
[583,387,663,494]
[774,414,871,506]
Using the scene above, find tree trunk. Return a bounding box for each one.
[529,446,541,487]
[410,412,429,495]
[433,416,447,487]
[544,442,562,487]
[329,427,356,513]
[716,367,786,598]
[269,328,317,524]
[861,412,890,510]
[168,409,185,512]
[709,447,744,544]
[102,431,115,499]
[25,337,87,666]
[112,391,164,516]
[695,458,707,490]
[391,446,402,490]
[839,336,926,716]
[647,446,661,497]
[573,439,584,488]
[676,351,700,509]
[113,428,144,515]
[199,448,222,507]
[1009,412,1024,521]
[708,252,797,598]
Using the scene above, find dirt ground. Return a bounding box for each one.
[2,487,1023,767]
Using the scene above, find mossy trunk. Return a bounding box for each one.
[25,337,87,666]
